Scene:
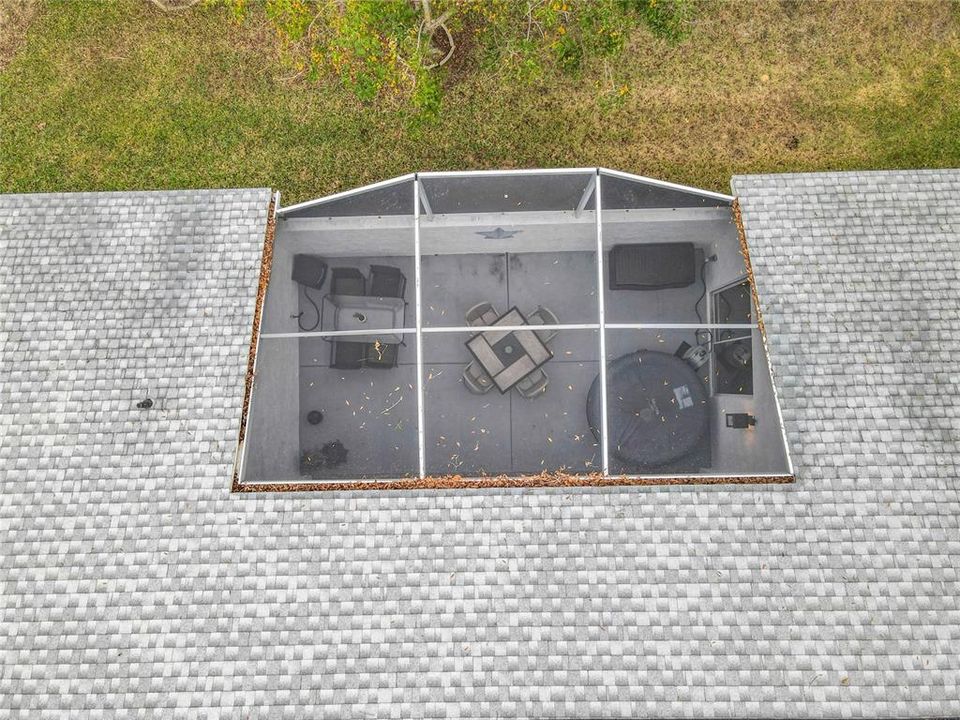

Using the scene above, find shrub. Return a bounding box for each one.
[216,0,696,114]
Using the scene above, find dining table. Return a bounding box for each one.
[465,307,552,393]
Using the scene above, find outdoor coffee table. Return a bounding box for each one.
[465,307,552,393]
[330,295,405,344]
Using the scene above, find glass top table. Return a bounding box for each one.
[330,295,405,344]
[465,307,552,393]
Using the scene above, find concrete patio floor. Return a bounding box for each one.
[294,250,707,480]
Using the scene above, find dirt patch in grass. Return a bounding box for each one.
[0,0,39,71]
[441,17,482,89]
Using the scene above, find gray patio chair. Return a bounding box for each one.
[369,264,406,299]
[516,368,549,399]
[527,305,559,344]
[462,361,494,394]
[330,267,366,296]
[364,341,399,369]
[331,340,365,370]
[465,302,499,327]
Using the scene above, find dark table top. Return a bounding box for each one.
[465,307,552,393]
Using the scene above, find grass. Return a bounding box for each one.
[0,0,39,71]
[1,0,959,203]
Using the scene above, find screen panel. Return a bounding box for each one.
[241,335,421,484]
[280,177,414,218]
[599,171,746,324]
[599,172,729,209]
[418,222,600,327]
[602,328,790,478]
[419,171,596,214]
[421,328,601,477]
[261,183,415,335]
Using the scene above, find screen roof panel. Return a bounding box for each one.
[280,176,414,218]
[420,171,596,214]
[599,169,731,209]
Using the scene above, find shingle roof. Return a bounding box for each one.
[1,173,959,718]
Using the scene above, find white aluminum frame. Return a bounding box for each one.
[594,171,610,475]
[262,323,757,340]
[242,169,795,486]
[418,167,597,178]
[261,328,419,339]
[413,178,427,478]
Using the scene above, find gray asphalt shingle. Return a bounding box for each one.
[1,172,958,718]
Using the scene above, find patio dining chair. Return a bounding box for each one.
[527,305,559,344]
[462,361,494,394]
[331,340,365,370]
[516,368,549,399]
[330,267,366,296]
[465,302,499,327]
[364,340,399,369]
[369,265,406,299]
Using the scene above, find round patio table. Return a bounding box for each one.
[587,350,709,469]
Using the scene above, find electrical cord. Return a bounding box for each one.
[694,258,710,323]
[297,286,321,332]
[694,253,721,324]
[693,255,718,356]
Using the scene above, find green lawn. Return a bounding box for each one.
[2,0,959,203]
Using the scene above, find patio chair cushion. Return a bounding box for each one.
[364,341,399,368]
[465,302,499,326]
[331,340,365,370]
[331,267,366,296]
[462,361,494,394]
[369,265,406,299]
[291,254,328,290]
[609,243,696,290]
[527,305,559,344]
[516,368,549,398]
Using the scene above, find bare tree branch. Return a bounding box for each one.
[419,0,433,28]
[421,22,454,69]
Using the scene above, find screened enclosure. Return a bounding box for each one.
[238,169,793,487]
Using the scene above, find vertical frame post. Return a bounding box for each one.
[594,170,610,475]
[413,176,427,478]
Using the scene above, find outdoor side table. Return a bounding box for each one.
[465,307,552,393]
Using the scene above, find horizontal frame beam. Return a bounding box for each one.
[417,168,598,178]
[261,323,757,340]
